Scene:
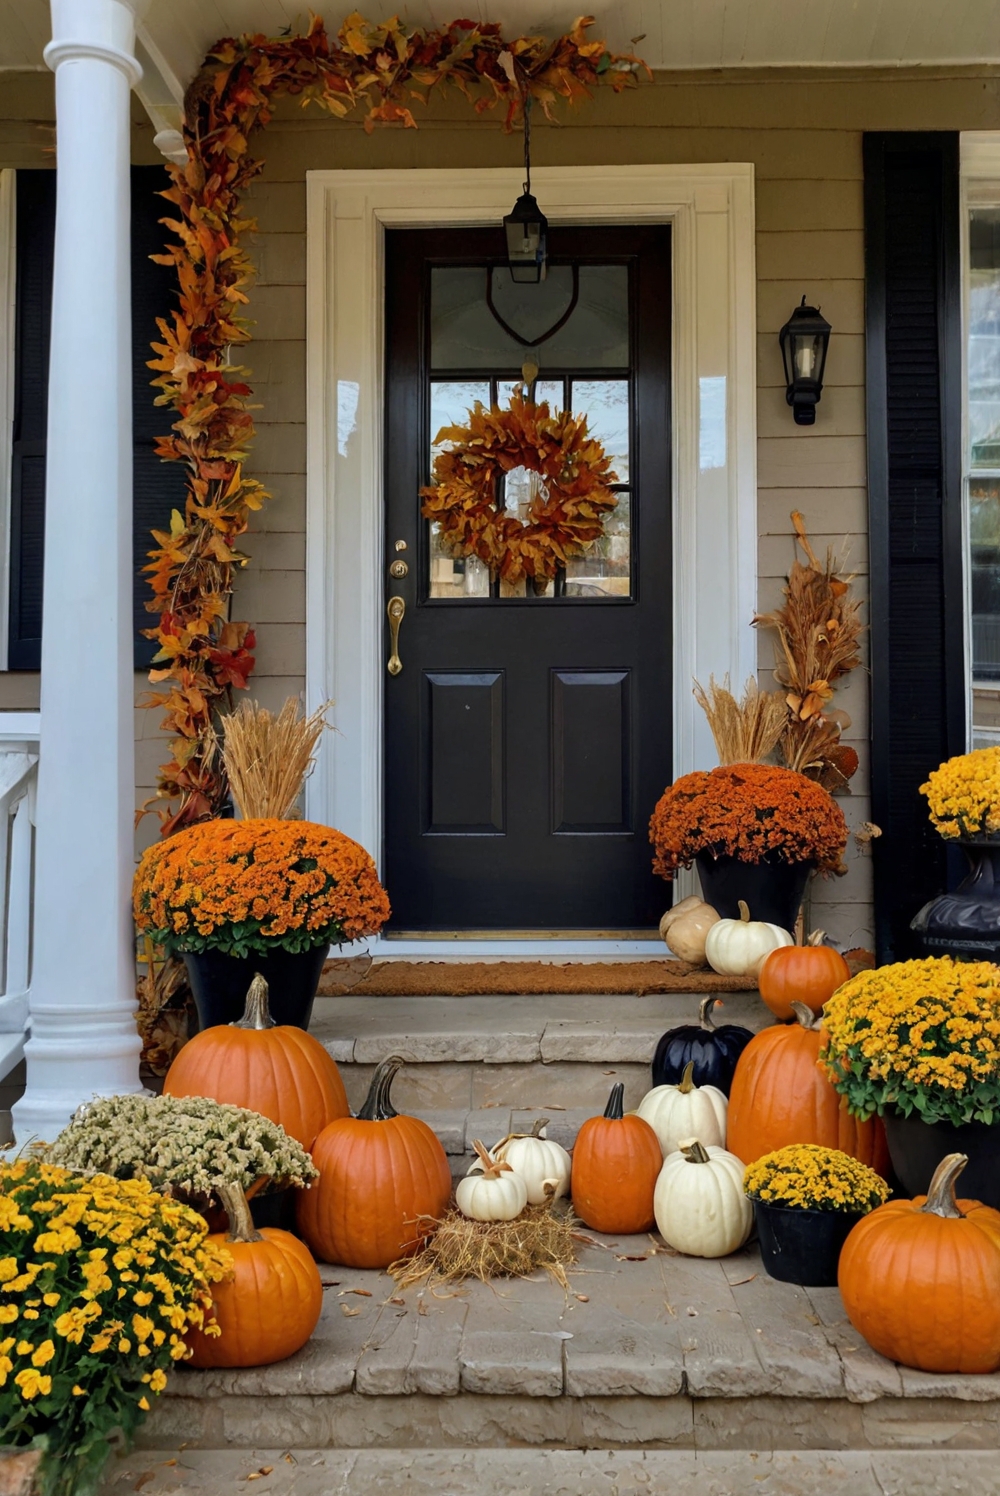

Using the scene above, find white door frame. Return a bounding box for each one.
[304,164,757,958]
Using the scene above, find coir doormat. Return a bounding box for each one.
[319,959,758,998]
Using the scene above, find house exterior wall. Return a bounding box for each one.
[1,65,999,945]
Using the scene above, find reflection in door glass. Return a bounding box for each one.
[968,209,1000,744]
[571,379,629,483]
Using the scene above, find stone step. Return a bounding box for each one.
[310,991,771,1114]
[100,1448,1000,1495]
[140,1240,1000,1461]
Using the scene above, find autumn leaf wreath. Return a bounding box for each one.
[420,388,619,586]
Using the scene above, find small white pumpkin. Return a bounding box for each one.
[704,899,793,978]
[456,1140,528,1222]
[663,902,720,966]
[659,895,705,940]
[653,1137,752,1258]
[636,1061,728,1156]
[491,1123,572,1206]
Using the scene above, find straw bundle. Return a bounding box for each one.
[693,676,787,766]
[221,697,332,819]
[388,1204,578,1289]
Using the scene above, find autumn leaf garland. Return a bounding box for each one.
[142,13,647,834]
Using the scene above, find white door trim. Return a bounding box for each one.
[304,164,757,958]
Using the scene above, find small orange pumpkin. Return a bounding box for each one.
[571,1082,662,1235]
[163,974,349,1150]
[839,1153,1000,1373]
[758,930,851,1020]
[297,1055,452,1269]
[186,1184,323,1368]
[726,1001,889,1174]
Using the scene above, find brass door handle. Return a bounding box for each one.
[386,596,405,675]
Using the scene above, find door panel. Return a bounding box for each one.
[551,670,631,834]
[384,225,671,932]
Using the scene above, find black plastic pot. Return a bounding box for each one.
[882,1110,1000,1210]
[183,944,328,1032]
[696,852,812,931]
[753,1200,864,1287]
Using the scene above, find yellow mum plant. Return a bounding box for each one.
[743,1144,889,1214]
[819,956,1000,1128]
[0,1160,230,1496]
[919,746,1000,840]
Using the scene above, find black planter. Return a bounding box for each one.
[753,1200,865,1287]
[249,1187,298,1232]
[882,1109,1000,1210]
[183,944,328,1032]
[696,852,812,931]
[912,844,1000,962]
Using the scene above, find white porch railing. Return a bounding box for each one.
[0,713,39,1088]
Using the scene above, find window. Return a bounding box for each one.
[8,166,185,670]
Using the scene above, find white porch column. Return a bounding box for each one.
[12,0,145,1143]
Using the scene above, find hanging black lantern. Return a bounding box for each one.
[503,97,547,283]
[778,297,831,426]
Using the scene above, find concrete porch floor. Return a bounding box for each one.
[105,1232,1000,1493]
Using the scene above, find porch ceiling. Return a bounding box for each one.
[4,0,1000,84]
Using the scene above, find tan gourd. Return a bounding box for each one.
[662,901,720,965]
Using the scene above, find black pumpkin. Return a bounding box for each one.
[651,996,753,1096]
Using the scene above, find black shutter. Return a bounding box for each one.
[864,133,965,963]
[9,165,186,670]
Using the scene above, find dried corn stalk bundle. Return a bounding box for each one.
[135,937,193,1075]
[221,697,332,820]
[693,676,787,766]
[753,512,864,790]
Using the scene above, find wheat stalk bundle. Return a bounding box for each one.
[221,697,332,820]
[389,1203,578,1289]
[693,675,787,766]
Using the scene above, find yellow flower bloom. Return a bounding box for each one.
[72,1384,87,1396]
[14,1368,51,1400]
[0,1306,18,1324]
[31,1340,54,1368]
[138,1395,150,1411]
[148,1367,168,1393]
[41,1293,60,1309]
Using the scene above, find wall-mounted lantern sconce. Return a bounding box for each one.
[503,97,547,283]
[779,296,831,425]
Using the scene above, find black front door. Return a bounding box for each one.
[383,225,671,933]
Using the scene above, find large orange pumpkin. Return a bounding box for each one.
[571,1082,662,1234]
[758,930,850,1020]
[186,1184,323,1368]
[297,1055,451,1268]
[726,1001,888,1173]
[164,974,349,1150]
[839,1153,1000,1373]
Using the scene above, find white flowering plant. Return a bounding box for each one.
[46,1094,318,1202]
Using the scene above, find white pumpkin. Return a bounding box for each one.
[456,1141,528,1222]
[636,1062,728,1156]
[663,902,720,966]
[704,899,793,978]
[659,896,705,940]
[492,1126,571,1206]
[653,1137,752,1258]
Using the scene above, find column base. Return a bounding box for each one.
[11,1002,143,1145]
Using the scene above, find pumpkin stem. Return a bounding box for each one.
[471,1139,513,1179]
[232,973,276,1031]
[919,1152,968,1220]
[790,999,824,1031]
[806,929,827,948]
[738,900,751,923]
[357,1055,404,1121]
[698,996,719,1030]
[603,1082,625,1120]
[215,1181,264,1244]
[677,1060,697,1093]
[678,1137,712,1164]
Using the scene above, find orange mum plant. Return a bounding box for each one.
[142,15,648,834]
[133,818,390,957]
[649,763,848,881]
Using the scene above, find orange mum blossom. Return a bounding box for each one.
[141,17,649,836]
[133,819,390,957]
[649,763,848,881]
